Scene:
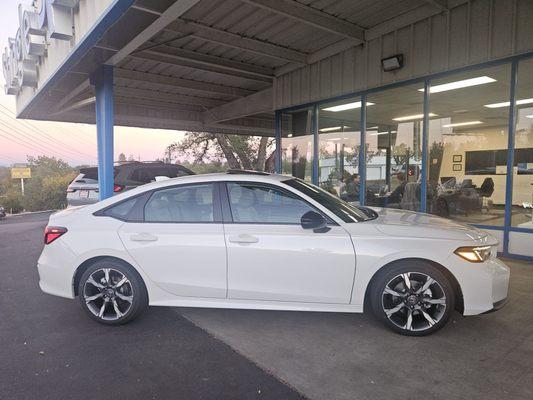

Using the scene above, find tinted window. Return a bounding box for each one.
[130,166,192,184]
[145,184,214,222]
[102,197,138,220]
[227,182,316,224]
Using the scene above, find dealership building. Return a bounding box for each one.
[3,0,533,259]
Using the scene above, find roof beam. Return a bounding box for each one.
[114,68,253,98]
[420,0,448,12]
[166,20,308,64]
[275,2,454,76]
[106,0,201,66]
[240,0,365,41]
[132,46,274,82]
[203,88,273,124]
[115,86,226,108]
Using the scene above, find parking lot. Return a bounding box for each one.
[1,213,532,400]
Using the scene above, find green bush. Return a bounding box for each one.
[1,190,24,214]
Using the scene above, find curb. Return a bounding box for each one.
[6,210,55,217]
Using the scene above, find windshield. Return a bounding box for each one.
[283,178,377,223]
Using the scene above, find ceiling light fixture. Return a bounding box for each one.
[442,121,483,128]
[393,113,437,121]
[319,125,350,132]
[322,101,375,112]
[484,98,533,108]
[419,76,496,93]
[526,115,533,119]
[370,130,397,136]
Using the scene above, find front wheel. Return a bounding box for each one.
[369,260,455,336]
[78,259,148,325]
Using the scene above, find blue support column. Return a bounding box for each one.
[312,104,319,185]
[91,65,115,201]
[359,95,367,206]
[275,110,282,173]
[503,60,519,255]
[420,79,430,213]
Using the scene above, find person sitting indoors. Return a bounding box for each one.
[388,172,407,205]
[344,173,360,202]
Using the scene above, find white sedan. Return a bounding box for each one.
[38,171,510,336]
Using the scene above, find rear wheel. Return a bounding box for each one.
[78,259,148,325]
[369,260,455,336]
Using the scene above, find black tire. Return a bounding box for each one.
[78,258,148,325]
[369,260,455,336]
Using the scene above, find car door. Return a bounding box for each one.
[118,182,227,298]
[223,181,356,304]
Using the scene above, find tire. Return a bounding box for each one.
[369,260,455,336]
[78,259,148,325]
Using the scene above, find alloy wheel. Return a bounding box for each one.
[83,268,133,321]
[381,272,447,332]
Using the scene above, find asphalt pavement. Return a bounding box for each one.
[0,213,306,400]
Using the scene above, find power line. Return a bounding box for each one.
[0,105,97,159]
[0,127,81,164]
[0,117,97,161]
[0,120,88,162]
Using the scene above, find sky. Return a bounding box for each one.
[0,0,186,167]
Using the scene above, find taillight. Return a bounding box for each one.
[44,226,68,245]
[113,184,124,192]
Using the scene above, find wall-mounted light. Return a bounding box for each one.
[381,54,404,72]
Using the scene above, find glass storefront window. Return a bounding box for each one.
[512,59,533,228]
[426,64,511,226]
[318,97,362,200]
[280,108,314,182]
[364,84,424,210]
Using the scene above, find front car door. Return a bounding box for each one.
[222,181,356,304]
[118,182,227,298]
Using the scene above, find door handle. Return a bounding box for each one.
[228,234,259,244]
[130,233,158,242]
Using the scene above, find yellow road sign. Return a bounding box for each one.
[11,167,31,179]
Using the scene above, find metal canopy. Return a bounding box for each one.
[20,0,455,136]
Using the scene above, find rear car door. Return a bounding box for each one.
[222,181,356,304]
[118,182,227,298]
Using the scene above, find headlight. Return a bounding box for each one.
[454,245,493,263]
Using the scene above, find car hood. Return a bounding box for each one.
[367,207,489,242]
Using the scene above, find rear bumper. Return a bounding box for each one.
[37,240,77,299]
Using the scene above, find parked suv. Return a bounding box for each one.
[67,162,194,207]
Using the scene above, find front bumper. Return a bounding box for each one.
[455,256,510,316]
[482,297,508,314]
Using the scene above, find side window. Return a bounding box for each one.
[144,184,214,223]
[227,182,317,224]
[101,197,138,220]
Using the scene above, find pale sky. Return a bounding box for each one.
[0,0,186,167]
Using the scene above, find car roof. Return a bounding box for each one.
[139,172,291,189]
[86,171,296,211]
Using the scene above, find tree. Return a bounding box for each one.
[23,156,76,211]
[167,132,275,171]
[118,153,127,162]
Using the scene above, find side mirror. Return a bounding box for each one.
[300,211,330,233]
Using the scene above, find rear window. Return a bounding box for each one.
[79,167,118,181]
[129,166,192,184]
